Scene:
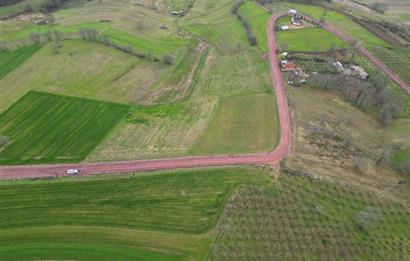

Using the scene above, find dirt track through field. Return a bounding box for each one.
[320,21,410,95]
[2,11,408,180]
[0,14,291,180]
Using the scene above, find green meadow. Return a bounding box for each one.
[191,93,278,155]
[277,27,346,52]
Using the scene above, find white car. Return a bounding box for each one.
[66,169,79,175]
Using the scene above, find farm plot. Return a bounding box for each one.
[0,45,41,80]
[210,174,410,260]
[0,91,129,165]
[370,46,410,85]
[276,27,346,52]
[0,167,272,260]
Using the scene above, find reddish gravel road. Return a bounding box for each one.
[0,15,291,180]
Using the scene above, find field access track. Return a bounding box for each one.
[0,14,291,180]
[2,11,408,180]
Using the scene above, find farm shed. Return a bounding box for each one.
[281,25,290,31]
[281,62,296,72]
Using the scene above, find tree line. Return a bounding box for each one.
[232,0,257,46]
[24,28,174,65]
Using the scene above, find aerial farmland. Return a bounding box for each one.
[0,0,409,260]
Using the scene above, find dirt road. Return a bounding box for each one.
[0,15,291,180]
[321,22,410,95]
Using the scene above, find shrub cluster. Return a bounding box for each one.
[231,0,257,46]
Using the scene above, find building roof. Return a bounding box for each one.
[282,62,296,71]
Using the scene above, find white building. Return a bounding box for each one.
[281,25,290,31]
[288,9,297,14]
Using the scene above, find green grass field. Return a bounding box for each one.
[0,45,41,79]
[0,40,169,111]
[0,167,272,260]
[191,93,278,155]
[0,91,129,165]
[211,174,410,260]
[276,27,346,52]
[283,2,389,49]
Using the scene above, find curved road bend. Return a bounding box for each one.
[0,14,292,180]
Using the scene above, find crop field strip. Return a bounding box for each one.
[0,167,272,260]
[0,45,41,80]
[0,91,129,165]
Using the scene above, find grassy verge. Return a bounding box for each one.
[0,91,129,165]
[0,167,272,260]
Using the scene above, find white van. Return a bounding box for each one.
[66,169,79,175]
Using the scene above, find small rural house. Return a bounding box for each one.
[331,61,344,73]
[172,11,179,16]
[291,14,302,26]
[351,65,368,80]
[281,62,296,72]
